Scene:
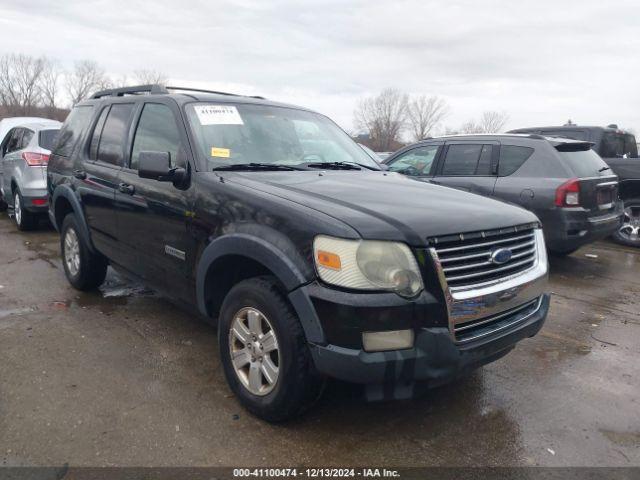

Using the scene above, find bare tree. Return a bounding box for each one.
[134,69,168,85]
[354,88,408,151]
[459,120,483,134]
[407,95,449,141]
[477,111,509,133]
[40,58,62,110]
[0,53,46,115]
[65,60,108,105]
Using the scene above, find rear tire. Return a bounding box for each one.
[611,198,640,248]
[218,276,322,422]
[60,214,108,290]
[13,189,37,231]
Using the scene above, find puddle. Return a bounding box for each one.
[601,429,640,447]
[72,277,156,315]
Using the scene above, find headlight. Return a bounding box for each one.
[313,235,423,297]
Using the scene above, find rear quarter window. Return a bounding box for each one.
[600,132,625,158]
[53,105,94,157]
[39,129,60,151]
[499,145,534,176]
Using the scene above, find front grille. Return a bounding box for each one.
[430,224,538,289]
[454,297,542,344]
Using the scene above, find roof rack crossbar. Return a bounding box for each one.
[91,84,168,99]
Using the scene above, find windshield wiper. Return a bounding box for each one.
[212,163,305,171]
[302,161,378,171]
[598,166,611,172]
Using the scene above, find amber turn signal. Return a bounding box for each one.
[316,250,341,270]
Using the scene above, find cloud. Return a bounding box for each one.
[0,0,638,132]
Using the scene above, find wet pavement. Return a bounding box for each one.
[0,214,638,467]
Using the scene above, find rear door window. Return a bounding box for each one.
[499,145,534,176]
[38,129,60,151]
[557,149,610,178]
[89,107,110,160]
[440,144,494,176]
[54,105,94,157]
[96,103,135,166]
[386,145,439,176]
[4,128,23,155]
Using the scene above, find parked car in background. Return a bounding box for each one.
[508,124,640,247]
[384,134,623,255]
[0,120,61,230]
[47,85,549,421]
[0,116,56,210]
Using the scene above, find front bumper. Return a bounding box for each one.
[300,229,550,398]
[310,293,549,399]
[542,203,623,252]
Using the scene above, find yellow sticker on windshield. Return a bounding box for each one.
[211,147,231,158]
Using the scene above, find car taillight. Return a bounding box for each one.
[555,178,581,207]
[22,152,49,166]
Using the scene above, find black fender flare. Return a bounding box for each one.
[51,185,96,253]
[196,233,325,344]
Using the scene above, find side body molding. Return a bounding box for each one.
[51,185,96,253]
[196,233,325,344]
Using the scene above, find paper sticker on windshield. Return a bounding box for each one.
[194,105,244,125]
[211,147,230,158]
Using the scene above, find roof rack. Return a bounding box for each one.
[91,84,168,99]
[90,84,265,100]
[166,86,265,99]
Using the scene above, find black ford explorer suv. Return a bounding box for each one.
[509,125,640,247]
[47,85,550,421]
[383,134,623,255]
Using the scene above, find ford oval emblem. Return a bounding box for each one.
[491,248,513,265]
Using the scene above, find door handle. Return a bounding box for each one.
[118,183,135,195]
[73,169,86,180]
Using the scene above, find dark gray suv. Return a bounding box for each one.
[383,134,623,255]
[508,125,640,248]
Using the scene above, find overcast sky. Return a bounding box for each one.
[1,0,639,134]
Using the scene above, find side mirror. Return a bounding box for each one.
[138,151,186,183]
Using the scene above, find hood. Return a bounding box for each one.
[211,170,538,246]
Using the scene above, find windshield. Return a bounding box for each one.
[557,149,611,177]
[185,103,380,170]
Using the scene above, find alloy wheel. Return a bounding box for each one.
[64,228,81,277]
[14,192,22,226]
[229,307,280,396]
[618,205,640,243]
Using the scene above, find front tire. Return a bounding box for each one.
[611,199,640,248]
[218,276,322,422]
[60,214,108,290]
[13,189,36,231]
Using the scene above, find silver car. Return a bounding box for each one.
[0,120,61,230]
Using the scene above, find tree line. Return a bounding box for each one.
[0,53,167,121]
[354,88,509,151]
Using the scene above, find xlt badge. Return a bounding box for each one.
[165,245,186,261]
